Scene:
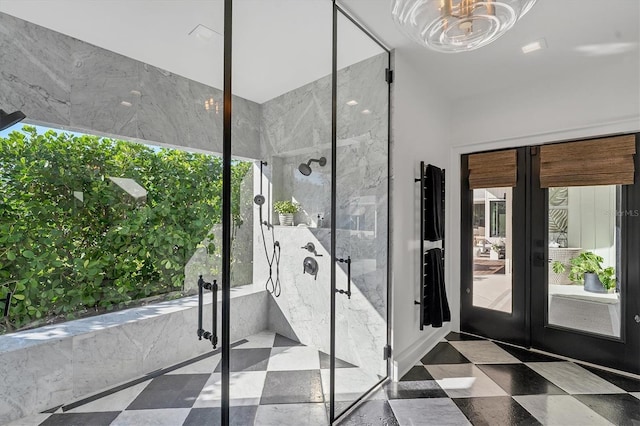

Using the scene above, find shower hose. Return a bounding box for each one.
[260,222,281,297]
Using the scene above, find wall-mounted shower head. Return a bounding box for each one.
[0,109,26,131]
[298,157,326,176]
[253,194,265,206]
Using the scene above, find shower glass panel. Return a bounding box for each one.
[230,1,332,424]
[333,8,390,421]
[0,1,224,424]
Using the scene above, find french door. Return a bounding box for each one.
[460,147,530,348]
[461,135,640,375]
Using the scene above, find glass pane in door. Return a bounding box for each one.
[333,9,389,420]
[547,185,621,338]
[472,188,513,313]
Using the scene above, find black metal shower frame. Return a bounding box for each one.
[220,1,392,424]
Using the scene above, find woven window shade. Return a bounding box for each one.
[539,135,636,188]
[468,150,517,189]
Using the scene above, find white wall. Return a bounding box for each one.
[391,46,639,380]
[567,186,617,268]
[450,57,640,148]
[390,48,454,379]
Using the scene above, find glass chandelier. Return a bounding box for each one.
[392,0,538,53]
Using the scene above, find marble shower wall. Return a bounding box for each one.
[0,12,260,158]
[255,53,389,377]
[252,226,386,379]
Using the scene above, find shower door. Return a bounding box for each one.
[228,1,334,424]
[331,5,391,422]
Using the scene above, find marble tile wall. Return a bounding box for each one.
[0,12,261,159]
[252,226,386,380]
[254,53,389,379]
[0,289,268,424]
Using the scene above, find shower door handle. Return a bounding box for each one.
[336,256,351,299]
[197,275,218,349]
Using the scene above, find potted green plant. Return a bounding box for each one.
[273,200,300,226]
[490,239,505,260]
[553,251,615,293]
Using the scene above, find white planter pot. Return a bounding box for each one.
[278,213,294,226]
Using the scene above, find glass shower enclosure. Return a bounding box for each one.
[0,1,389,425]
[228,1,390,424]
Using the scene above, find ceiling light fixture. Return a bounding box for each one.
[346,100,358,106]
[392,0,538,53]
[521,38,546,54]
[361,109,371,115]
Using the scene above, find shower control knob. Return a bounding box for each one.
[301,242,315,252]
[301,242,322,256]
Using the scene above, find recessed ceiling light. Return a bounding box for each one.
[361,109,371,115]
[346,100,358,106]
[120,101,132,107]
[575,42,637,56]
[521,38,547,54]
[130,90,141,96]
[189,24,220,41]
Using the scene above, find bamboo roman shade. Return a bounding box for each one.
[539,135,636,188]
[468,149,517,189]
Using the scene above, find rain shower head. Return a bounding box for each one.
[0,109,26,131]
[298,157,326,176]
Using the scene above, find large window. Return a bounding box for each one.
[0,126,252,334]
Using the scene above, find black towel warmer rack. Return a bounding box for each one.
[414,161,446,330]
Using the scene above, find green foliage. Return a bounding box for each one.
[490,239,505,253]
[567,251,616,290]
[551,260,565,274]
[273,200,300,214]
[0,126,250,333]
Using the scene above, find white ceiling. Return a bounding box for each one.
[343,0,640,100]
[0,0,383,103]
[1,0,639,103]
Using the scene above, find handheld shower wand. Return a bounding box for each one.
[254,160,281,296]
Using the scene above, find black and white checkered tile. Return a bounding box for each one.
[12,331,361,426]
[11,332,640,425]
[342,332,640,426]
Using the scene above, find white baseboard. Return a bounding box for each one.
[391,326,451,381]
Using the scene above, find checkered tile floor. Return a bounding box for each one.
[9,332,640,425]
[10,331,367,426]
[341,332,640,425]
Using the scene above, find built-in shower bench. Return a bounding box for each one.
[0,284,269,425]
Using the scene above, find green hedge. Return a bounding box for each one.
[0,126,250,333]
